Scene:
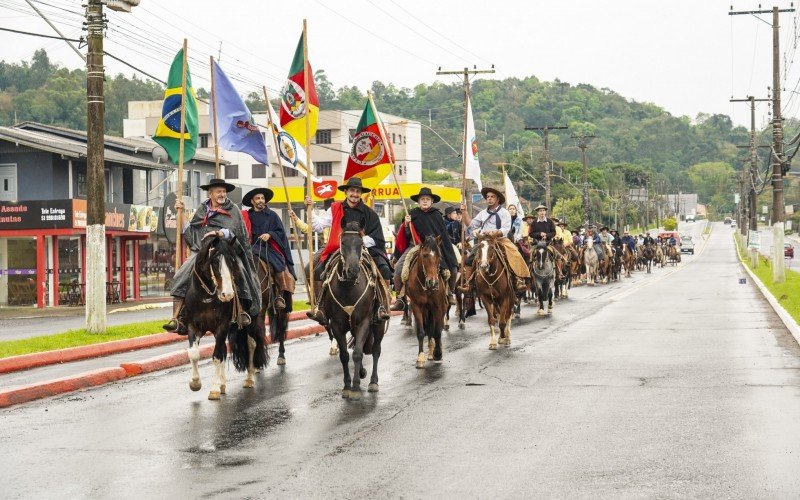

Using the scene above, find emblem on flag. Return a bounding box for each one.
[277,131,298,166]
[313,179,338,199]
[281,80,306,119]
[351,131,384,167]
[471,135,478,159]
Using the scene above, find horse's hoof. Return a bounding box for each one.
[547,309,553,315]
[189,380,201,392]
[342,389,350,398]
[427,353,434,361]
[208,391,221,400]
[537,309,545,316]
[368,383,379,392]
[277,357,286,366]
[458,322,465,330]
[443,324,450,331]
[416,360,426,369]
[219,384,226,395]
[489,343,497,350]
[514,313,520,319]
[329,346,339,356]
[348,390,362,400]
[243,380,254,389]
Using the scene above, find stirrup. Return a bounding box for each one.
[236,312,251,328]
[274,296,286,309]
[390,298,405,311]
[306,308,326,326]
[163,318,187,335]
[377,305,391,321]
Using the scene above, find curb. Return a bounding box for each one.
[737,256,800,347]
[0,310,312,375]
[0,367,128,409]
[0,312,400,408]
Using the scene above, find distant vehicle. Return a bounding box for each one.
[680,235,695,254]
[731,221,737,229]
[724,217,732,225]
[785,243,794,259]
[686,214,695,222]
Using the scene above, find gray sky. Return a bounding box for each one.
[1,0,798,128]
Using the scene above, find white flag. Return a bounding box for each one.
[464,95,482,191]
[503,172,524,218]
[266,100,320,182]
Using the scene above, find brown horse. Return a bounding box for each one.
[621,245,635,277]
[407,235,448,369]
[255,257,290,367]
[474,234,515,350]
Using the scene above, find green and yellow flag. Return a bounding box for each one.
[344,97,394,191]
[153,48,198,164]
[279,33,319,146]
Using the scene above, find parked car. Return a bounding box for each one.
[724,217,732,225]
[731,221,737,229]
[785,243,794,258]
[680,235,695,254]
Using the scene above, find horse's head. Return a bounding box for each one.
[534,241,550,270]
[585,238,594,248]
[419,235,442,289]
[477,238,495,271]
[339,220,364,281]
[197,235,238,302]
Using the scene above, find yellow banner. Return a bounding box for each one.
[269,183,462,204]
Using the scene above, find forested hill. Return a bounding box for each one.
[0,50,756,217]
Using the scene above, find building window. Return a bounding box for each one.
[252,163,267,178]
[315,129,332,144]
[282,166,298,177]
[226,164,239,179]
[348,128,357,143]
[392,133,396,144]
[316,162,332,176]
[200,134,209,148]
[77,172,87,197]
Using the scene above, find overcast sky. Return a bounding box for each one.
[1,0,799,128]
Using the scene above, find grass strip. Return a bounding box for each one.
[734,233,800,325]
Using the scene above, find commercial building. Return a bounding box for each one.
[0,122,221,308]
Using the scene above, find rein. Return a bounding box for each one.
[192,261,218,296]
[323,232,377,320]
[415,245,443,292]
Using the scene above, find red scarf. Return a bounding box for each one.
[319,201,344,263]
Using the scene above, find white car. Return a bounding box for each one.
[731,221,737,229]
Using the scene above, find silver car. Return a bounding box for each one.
[680,235,694,254]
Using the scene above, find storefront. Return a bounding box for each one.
[0,199,175,307]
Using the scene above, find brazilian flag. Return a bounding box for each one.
[153,48,198,164]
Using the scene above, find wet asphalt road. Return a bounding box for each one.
[3,223,800,498]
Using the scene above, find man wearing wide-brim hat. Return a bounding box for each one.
[241,187,295,310]
[163,179,261,333]
[303,177,393,325]
[391,186,459,309]
[459,186,530,292]
[528,203,556,243]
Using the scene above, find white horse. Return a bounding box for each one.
[584,238,599,286]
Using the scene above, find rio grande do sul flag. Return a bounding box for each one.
[153,48,198,164]
[464,94,482,191]
[344,97,394,190]
[279,32,319,146]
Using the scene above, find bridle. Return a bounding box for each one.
[416,243,442,291]
[193,249,220,296]
[323,230,376,319]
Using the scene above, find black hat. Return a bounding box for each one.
[411,186,441,203]
[480,186,506,205]
[337,177,371,194]
[600,226,609,232]
[200,178,236,192]
[444,205,461,216]
[242,187,274,207]
[610,228,618,233]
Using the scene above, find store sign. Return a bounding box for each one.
[0,200,74,229]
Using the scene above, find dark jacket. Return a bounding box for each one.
[528,218,556,241]
[444,218,462,246]
[405,207,458,271]
[244,207,296,279]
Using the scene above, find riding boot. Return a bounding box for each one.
[515,277,528,293]
[447,272,458,305]
[376,279,391,321]
[390,293,406,311]
[306,281,327,325]
[163,298,187,335]
[274,295,286,309]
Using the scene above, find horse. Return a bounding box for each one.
[597,243,612,284]
[531,241,555,316]
[184,236,268,400]
[445,241,473,331]
[320,221,386,399]
[642,243,655,273]
[254,245,290,367]
[583,238,600,285]
[621,245,635,277]
[474,233,516,350]
[407,235,448,369]
[666,244,680,266]
[551,239,572,299]
[655,244,666,268]
[609,245,622,282]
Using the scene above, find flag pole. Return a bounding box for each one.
[263,85,307,288]
[209,55,221,179]
[302,19,315,308]
[175,38,188,272]
[368,91,409,217]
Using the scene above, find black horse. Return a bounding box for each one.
[184,236,268,400]
[255,255,290,367]
[531,241,555,316]
[642,243,655,274]
[320,221,387,399]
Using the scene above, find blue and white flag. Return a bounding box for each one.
[209,60,268,164]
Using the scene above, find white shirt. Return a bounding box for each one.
[311,206,376,248]
[469,206,512,237]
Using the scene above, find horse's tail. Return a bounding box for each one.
[231,322,269,371]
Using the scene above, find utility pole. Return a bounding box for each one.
[731,96,771,233]
[84,0,106,333]
[572,134,595,227]
[436,65,495,215]
[525,125,568,209]
[730,5,794,225]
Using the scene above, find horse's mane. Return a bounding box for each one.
[421,234,440,254]
[197,235,239,272]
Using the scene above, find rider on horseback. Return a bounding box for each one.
[621,230,636,253]
[305,177,393,326]
[444,205,464,246]
[528,204,556,243]
[391,187,459,310]
[241,187,296,311]
[585,226,606,262]
[163,179,261,334]
[458,186,530,292]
